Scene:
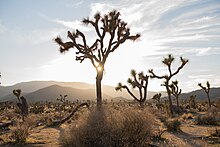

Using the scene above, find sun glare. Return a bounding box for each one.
[97,66,102,71]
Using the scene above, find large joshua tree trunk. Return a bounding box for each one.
[166,85,173,115]
[207,93,211,108]
[176,96,179,110]
[96,70,104,109]
[140,100,144,108]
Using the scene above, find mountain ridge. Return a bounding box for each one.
[1,81,219,102]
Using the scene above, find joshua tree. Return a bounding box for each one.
[198,81,211,108]
[57,94,68,119]
[54,10,140,109]
[0,72,1,84]
[152,93,164,110]
[152,93,162,104]
[115,69,149,107]
[149,54,188,115]
[13,89,28,121]
[13,89,22,103]
[189,95,196,109]
[57,94,68,111]
[169,80,182,112]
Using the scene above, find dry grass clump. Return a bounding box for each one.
[164,118,181,132]
[195,114,219,125]
[60,107,155,147]
[195,108,220,125]
[209,128,220,137]
[10,116,35,145]
[181,113,193,120]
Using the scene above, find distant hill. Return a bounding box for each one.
[152,87,220,102]
[1,85,112,102]
[0,81,166,102]
[110,97,132,102]
[0,81,94,98]
[179,87,220,101]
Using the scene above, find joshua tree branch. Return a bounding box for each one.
[50,102,89,127]
[121,85,139,102]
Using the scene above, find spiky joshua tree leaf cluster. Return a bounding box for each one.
[54,10,140,69]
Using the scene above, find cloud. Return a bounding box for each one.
[87,0,219,58]
[188,74,214,79]
[0,21,7,34]
[65,0,84,8]
[53,19,92,32]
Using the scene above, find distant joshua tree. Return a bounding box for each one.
[152,93,162,104]
[13,89,28,121]
[115,69,149,108]
[198,81,211,108]
[189,95,196,109]
[149,54,188,115]
[169,80,182,112]
[0,72,1,84]
[54,10,140,109]
[57,94,68,111]
[57,94,68,119]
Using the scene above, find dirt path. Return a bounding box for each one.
[163,123,220,147]
[27,126,61,147]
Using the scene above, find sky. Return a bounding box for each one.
[0,0,220,92]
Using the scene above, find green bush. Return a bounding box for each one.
[60,107,155,147]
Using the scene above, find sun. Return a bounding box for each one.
[97,66,102,71]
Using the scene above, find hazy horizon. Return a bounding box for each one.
[1,0,220,93]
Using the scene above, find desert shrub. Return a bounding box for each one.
[209,128,220,137]
[60,107,155,147]
[10,116,34,145]
[196,107,220,125]
[195,113,219,125]
[164,118,181,132]
[181,113,193,120]
[10,123,29,144]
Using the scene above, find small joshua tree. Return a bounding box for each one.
[57,94,68,119]
[198,81,211,108]
[169,80,182,112]
[54,10,140,109]
[115,69,149,108]
[149,54,188,115]
[189,95,196,109]
[13,89,28,121]
[57,94,68,111]
[152,93,162,104]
